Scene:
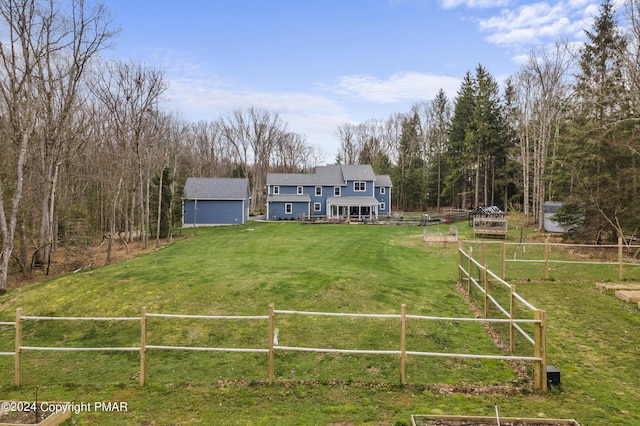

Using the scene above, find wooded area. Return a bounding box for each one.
[1,0,640,292]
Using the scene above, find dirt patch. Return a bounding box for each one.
[455,282,530,385]
[0,405,60,425]
[423,234,459,244]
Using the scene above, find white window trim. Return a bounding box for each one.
[380,186,385,195]
[285,203,292,214]
[380,202,386,210]
[334,186,341,196]
[314,202,321,211]
[273,185,280,195]
[354,181,366,192]
[297,186,303,195]
[315,186,322,196]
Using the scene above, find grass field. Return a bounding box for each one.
[0,220,639,425]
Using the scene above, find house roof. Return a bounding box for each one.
[267,164,391,186]
[183,178,249,200]
[266,194,311,203]
[325,196,381,207]
[267,165,342,186]
[339,164,375,181]
[375,175,393,187]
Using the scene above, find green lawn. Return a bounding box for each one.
[0,221,638,425]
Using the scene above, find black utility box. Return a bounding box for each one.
[547,365,561,386]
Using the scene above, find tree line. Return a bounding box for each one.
[1,0,639,291]
[337,0,640,244]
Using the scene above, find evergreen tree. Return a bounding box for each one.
[472,64,510,207]
[393,112,423,210]
[444,66,514,209]
[427,89,452,210]
[560,0,636,241]
[445,71,476,209]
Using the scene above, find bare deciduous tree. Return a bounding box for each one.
[0,0,116,291]
[508,43,573,228]
[90,60,167,259]
[219,107,290,211]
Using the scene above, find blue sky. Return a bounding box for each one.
[102,0,602,160]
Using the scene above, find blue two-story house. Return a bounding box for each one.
[266,164,392,221]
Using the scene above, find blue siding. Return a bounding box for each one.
[311,186,328,216]
[341,180,375,197]
[376,186,391,216]
[268,201,309,219]
[183,200,247,225]
[266,167,392,221]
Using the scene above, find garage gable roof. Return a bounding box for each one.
[184,178,249,200]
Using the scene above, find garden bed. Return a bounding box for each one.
[411,414,581,426]
[0,402,70,426]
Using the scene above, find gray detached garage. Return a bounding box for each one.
[182,178,250,226]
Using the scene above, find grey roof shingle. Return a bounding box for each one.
[325,196,380,206]
[266,164,391,187]
[183,178,249,200]
[340,164,375,181]
[267,165,343,186]
[375,175,393,187]
[266,194,311,203]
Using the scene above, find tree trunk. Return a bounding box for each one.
[156,166,164,248]
[0,132,31,292]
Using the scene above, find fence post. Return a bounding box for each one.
[534,309,547,391]
[509,284,516,355]
[618,237,623,281]
[483,264,489,318]
[501,241,506,280]
[268,303,275,385]
[544,237,550,280]
[140,306,147,386]
[14,308,22,387]
[467,246,473,293]
[400,304,407,385]
[481,241,486,267]
[457,240,462,285]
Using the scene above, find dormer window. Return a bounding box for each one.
[354,181,366,192]
[297,186,303,195]
[273,186,280,195]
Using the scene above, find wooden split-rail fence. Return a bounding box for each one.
[1,297,547,390]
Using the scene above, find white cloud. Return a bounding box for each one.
[476,1,598,47]
[162,75,350,159]
[319,71,460,103]
[439,0,511,9]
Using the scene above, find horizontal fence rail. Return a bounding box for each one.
[3,301,547,390]
[0,321,15,357]
[463,237,640,281]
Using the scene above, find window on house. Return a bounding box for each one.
[297,186,303,195]
[315,186,322,196]
[354,181,366,192]
[285,203,292,214]
[380,202,386,210]
[314,202,321,211]
[334,186,341,196]
[380,187,385,195]
[273,186,280,195]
